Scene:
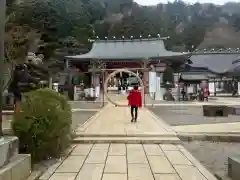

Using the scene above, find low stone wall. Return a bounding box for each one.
[0,136,18,168]
[228,155,240,180]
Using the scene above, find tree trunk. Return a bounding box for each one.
[14,100,20,115]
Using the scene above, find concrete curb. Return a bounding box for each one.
[72,136,181,144]
[75,134,177,137]
[71,108,100,112]
[177,131,240,135]
[178,133,240,142]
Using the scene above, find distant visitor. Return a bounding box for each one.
[127,85,142,122]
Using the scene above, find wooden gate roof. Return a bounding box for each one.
[66,38,189,60]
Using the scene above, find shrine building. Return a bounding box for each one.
[65,37,190,99]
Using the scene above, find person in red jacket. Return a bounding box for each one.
[127,85,142,122]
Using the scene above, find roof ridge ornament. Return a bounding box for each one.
[193,47,240,54]
[87,34,170,42]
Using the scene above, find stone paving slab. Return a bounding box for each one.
[40,102,218,180]
[41,143,218,180]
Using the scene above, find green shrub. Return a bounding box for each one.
[12,88,72,162]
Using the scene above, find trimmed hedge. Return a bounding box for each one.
[12,88,72,162]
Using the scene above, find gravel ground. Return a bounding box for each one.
[182,141,240,178]
[148,106,240,178]
[3,111,97,131]
[148,106,240,126]
[3,100,101,132]
[71,111,97,130]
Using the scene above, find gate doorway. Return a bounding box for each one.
[104,69,145,107]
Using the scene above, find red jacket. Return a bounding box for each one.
[127,89,142,107]
[203,88,209,97]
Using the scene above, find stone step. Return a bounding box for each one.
[0,154,31,180]
[73,136,180,144]
[75,133,177,137]
[178,133,240,142]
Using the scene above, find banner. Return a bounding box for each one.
[149,71,157,93]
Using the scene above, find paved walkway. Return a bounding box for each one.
[75,104,174,136]
[39,104,218,180]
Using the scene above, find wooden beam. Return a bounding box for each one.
[69,67,147,74]
[102,67,145,71]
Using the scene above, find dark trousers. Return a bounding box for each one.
[131,106,138,120]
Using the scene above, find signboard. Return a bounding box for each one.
[149,71,157,93]
[74,85,82,100]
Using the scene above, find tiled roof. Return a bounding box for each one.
[190,54,240,74]
[66,38,189,60]
[229,56,240,76]
[181,73,208,81]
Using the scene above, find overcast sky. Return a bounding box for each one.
[134,0,239,5]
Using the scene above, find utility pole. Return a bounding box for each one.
[0,0,6,137]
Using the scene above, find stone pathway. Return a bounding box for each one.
[40,143,217,180]
[39,104,218,180]
[75,104,174,136]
